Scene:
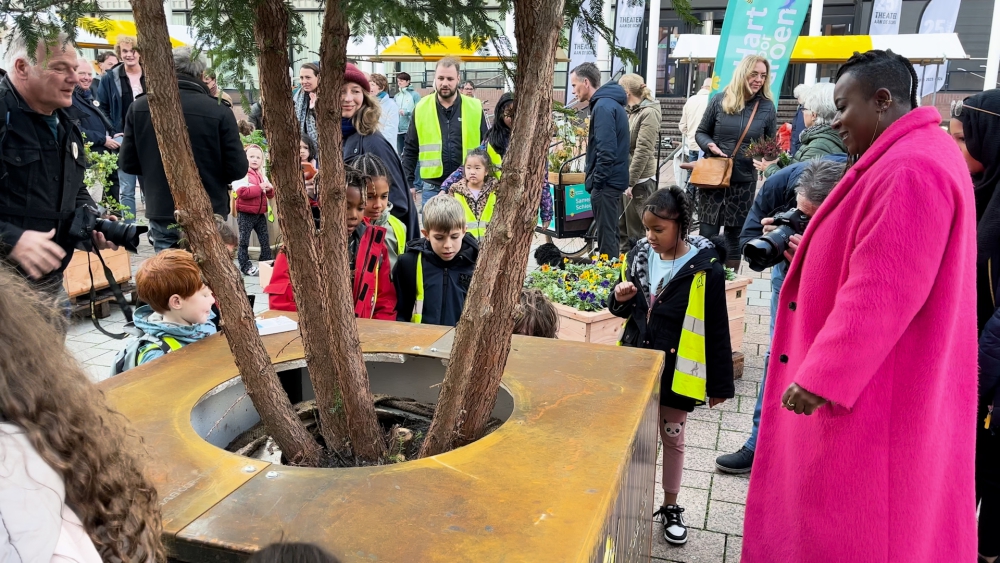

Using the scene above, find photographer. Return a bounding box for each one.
[0,32,117,312]
[715,157,845,474]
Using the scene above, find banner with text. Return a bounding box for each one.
[913,0,962,98]
[610,0,648,78]
[710,0,811,101]
[568,18,598,103]
[869,0,903,35]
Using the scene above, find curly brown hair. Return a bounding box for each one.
[0,268,165,561]
[513,288,559,339]
[352,89,383,137]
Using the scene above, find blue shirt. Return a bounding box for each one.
[648,244,698,296]
[40,113,59,140]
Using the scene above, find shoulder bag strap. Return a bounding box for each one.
[729,101,760,158]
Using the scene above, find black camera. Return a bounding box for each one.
[743,208,810,272]
[68,205,148,253]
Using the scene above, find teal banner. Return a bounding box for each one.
[710,0,810,101]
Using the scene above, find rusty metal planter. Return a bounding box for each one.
[99,319,664,562]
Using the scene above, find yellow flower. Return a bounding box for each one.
[541,264,551,272]
[619,253,626,261]
[600,254,609,261]
[606,273,614,279]
[563,258,570,263]
[565,284,572,291]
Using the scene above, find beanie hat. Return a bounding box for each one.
[344,63,370,93]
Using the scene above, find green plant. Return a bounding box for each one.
[548,112,586,174]
[724,266,737,281]
[524,254,624,312]
[82,139,133,220]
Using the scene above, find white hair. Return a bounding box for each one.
[793,83,807,100]
[2,29,72,72]
[802,83,837,125]
[172,46,207,77]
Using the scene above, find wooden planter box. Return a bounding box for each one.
[547,171,586,185]
[99,320,664,562]
[62,247,133,298]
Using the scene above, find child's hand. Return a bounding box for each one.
[613,281,637,302]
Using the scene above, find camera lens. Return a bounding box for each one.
[743,225,795,272]
[94,218,149,253]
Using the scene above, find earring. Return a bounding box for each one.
[869,111,883,148]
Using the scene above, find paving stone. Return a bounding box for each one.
[705,500,745,536]
[683,419,719,450]
[745,305,769,316]
[748,278,770,291]
[741,367,764,382]
[738,395,757,414]
[716,430,750,454]
[681,470,713,490]
[744,322,770,336]
[687,407,721,422]
[747,297,769,308]
[743,313,760,325]
[720,411,754,433]
[743,330,771,345]
[710,473,750,504]
[745,355,764,369]
[677,486,709,529]
[651,526,726,563]
[725,535,743,563]
[734,379,758,397]
[681,447,719,473]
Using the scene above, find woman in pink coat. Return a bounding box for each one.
[742,50,979,562]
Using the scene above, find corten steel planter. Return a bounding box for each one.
[100,318,664,562]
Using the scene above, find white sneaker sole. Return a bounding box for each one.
[664,530,688,546]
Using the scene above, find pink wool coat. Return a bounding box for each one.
[742,107,979,562]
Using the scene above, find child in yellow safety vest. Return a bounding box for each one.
[351,153,407,271]
[608,186,735,547]
[446,148,498,239]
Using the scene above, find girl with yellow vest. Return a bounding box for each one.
[446,148,498,239]
[609,186,735,547]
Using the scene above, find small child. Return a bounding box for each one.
[266,166,396,320]
[513,288,559,338]
[233,144,275,275]
[351,153,407,271]
[393,194,479,326]
[447,147,498,240]
[113,249,217,374]
[300,134,318,203]
[608,186,734,546]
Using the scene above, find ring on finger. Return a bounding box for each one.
[785,399,795,408]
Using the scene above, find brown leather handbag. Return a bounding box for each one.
[689,101,759,189]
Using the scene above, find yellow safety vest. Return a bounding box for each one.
[414,94,483,179]
[454,192,496,239]
[486,142,503,179]
[672,271,709,403]
[137,336,182,365]
[412,254,425,323]
[387,214,406,255]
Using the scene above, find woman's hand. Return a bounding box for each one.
[706,143,726,157]
[613,281,637,303]
[781,382,827,415]
[783,234,803,261]
[753,158,776,171]
[708,397,727,408]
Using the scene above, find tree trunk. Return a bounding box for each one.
[129,0,321,466]
[312,0,386,463]
[419,0,565,457]
[252,0,352,456]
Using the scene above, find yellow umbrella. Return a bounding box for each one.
[76,17,190,49]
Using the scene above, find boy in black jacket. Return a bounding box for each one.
[393,195,479,326]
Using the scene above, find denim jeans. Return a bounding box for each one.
[420,182,442,211]
[745,261,786,451]
[149,218,182,253]
[118,169,138,223]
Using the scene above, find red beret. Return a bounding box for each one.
[344,63,370,92]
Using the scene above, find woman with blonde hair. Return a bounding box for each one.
[695,55,777,269]
[340,63,418,238]
[0,269,164,561]
[617,73,663,253]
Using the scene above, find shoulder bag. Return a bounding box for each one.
[689,101,759,189]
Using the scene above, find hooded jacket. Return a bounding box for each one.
[70,86,114,151]
[118,73,248,221]
[94,63,146,134]
[233,168,274,215]
[763,124,847,178]
[608,236,735,411]
[696,91,777,185]
[626,98,663,186]
[372,202,405,270]
[131,304,217,366]
[585,82,630,193]
[392,233,479,326]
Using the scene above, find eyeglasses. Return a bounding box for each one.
[951,99,1000,119]
[748,72,767,80]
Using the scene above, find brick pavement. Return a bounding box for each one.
[66,195,774,561]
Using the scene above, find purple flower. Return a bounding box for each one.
[600,280,610,288]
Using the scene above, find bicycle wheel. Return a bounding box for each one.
[544,221,597,258]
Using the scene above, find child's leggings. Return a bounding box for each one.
[237,213,272,271]
[658,405,688,497]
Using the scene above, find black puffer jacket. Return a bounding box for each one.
[608,236,735,411]
[696,91,777,185]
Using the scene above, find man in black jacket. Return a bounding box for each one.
[401,57,487,210]
[571,62,630,258]
[0,33,115,305]
[118,47,248,252]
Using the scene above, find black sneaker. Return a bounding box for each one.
[653,504,688,545]
[716,446,754,474]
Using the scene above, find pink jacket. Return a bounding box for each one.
[743,107,979,562]
[234,168,274,215]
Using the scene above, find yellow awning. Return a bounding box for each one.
[789,36,874,64]
[76,18,190,49]
[379,36,486,61]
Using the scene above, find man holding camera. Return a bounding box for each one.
[715,157,846,474]
[0,33,117,309]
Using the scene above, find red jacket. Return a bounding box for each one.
[235,168,274,215]
[265,222,396,320]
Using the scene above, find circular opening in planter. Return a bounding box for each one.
[190,353,515,464]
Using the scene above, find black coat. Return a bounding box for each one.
[0,77,94,280]
[70,87,114,151]
[609,237,735,411]
[392,234,479,327]
[343,129,419,240]
[585,82,631,193]
[696,91,777,185]
[401,93,488,187]
[95,63,146,135]
[118,73,248,222]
